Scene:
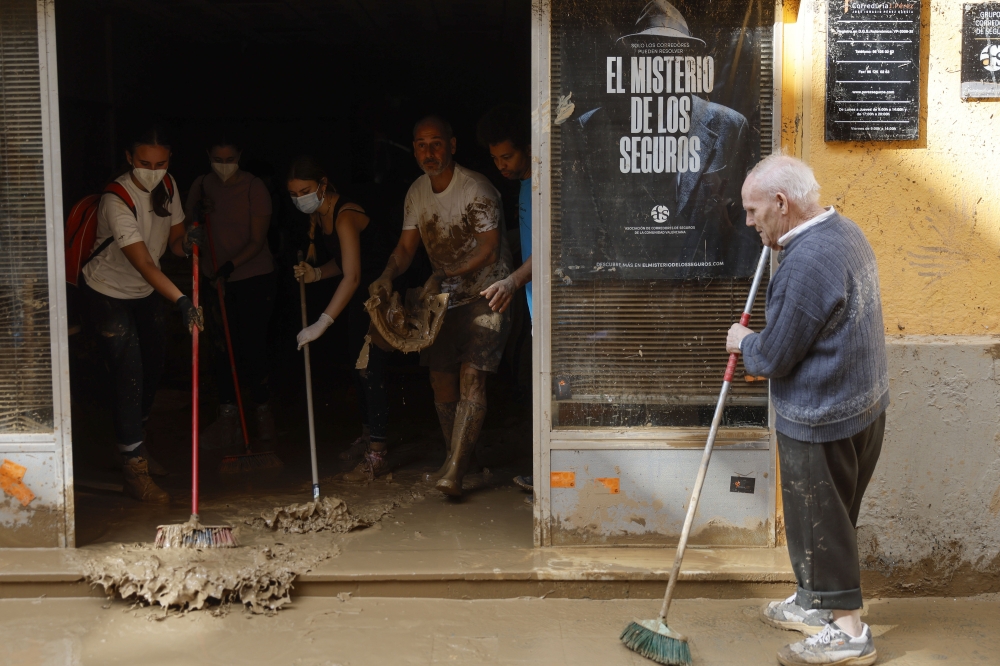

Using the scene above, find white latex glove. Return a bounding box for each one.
[293,261,322,283]
[297,313,334,350]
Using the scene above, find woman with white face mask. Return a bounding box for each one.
[287,155,396,482]
[80,127,204,504]
[185,139,276,451]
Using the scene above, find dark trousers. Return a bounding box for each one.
[83,282,167,447]
[202,272,275,406]
[347,285,388,442]
[778,411,886,611]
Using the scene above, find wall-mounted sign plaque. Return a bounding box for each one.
[962,3,1000,99]
[826,0,921,141]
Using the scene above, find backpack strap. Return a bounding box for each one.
[82,181,141,269]
[103,182,138,218]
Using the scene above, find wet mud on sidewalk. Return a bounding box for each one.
[2,594,998,665]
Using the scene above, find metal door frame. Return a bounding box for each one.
[530,0,784,548]
[0,0,73,547]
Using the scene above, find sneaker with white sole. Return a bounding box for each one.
[777,621,877,666]
[761,594,833,635]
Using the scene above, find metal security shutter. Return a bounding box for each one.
[550,18,774,426]
[0,0,53,433]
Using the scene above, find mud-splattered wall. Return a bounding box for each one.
[859,338,1000,593]
[783,1,999,335]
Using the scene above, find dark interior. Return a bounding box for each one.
[56,0,534,544]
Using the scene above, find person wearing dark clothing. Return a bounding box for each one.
[728,154,887,666]
[289,156,394,481]
[186,139,277,450]
[81,127,204,503]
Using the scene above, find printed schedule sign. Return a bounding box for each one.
[962,3,1000,99]
[557,0,768,280]
[825,0,922,141]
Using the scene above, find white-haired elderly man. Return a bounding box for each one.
[727,155,887,666]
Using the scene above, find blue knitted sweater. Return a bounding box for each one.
[742,212,889,442]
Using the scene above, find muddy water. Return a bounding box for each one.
[2,595,998,665]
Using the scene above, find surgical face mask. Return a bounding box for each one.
[132,167,167,192]
[293,188,323,214]
[212,162,239,182]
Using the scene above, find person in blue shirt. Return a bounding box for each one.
[477,105,533,322]
[477,106,534,495]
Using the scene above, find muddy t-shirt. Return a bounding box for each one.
[402,164,510,308]
[82,172,185,300]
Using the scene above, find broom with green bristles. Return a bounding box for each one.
[155,222,237,549]
[620,247,770,665]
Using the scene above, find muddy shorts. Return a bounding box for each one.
[420,296,511,374]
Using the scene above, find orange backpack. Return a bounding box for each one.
[64,176,174,286]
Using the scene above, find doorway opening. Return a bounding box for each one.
[57,0,535,558]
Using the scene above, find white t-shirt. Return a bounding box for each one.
[82,172,185,300]
[402,164,511,308]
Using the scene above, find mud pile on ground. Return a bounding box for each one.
[249,496,366,534]
[83,543,334,613]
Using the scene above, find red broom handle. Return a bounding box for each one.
[204,215,251,452]
[191,224,200,519]
[723,311,754,382]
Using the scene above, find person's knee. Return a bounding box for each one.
[459,365,487,405]
[430,371,460,403]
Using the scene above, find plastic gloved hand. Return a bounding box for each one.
[176,295,205,333]
[215,260,235,281]
[183,225,206,254]
[368,272,393,300]
[480,276,516,313]
[293,261,322,284]
[297,313,334,350]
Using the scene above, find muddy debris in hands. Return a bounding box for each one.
[249,496,368,534]
[83,543,335,614]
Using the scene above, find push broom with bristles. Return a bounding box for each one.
[620,247,770,665]
[156,221,237,548]
[200,214,282,474]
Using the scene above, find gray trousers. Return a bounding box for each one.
[778,410,885,611]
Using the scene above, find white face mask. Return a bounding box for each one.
[132,167,167,192]
[293,189,323,214]
[212,162,239,182]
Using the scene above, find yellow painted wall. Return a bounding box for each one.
[783,1,1000,335]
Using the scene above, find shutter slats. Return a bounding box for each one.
[0,0,55,433]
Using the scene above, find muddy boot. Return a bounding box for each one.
[138,444,168,476]
[435,401,487,497]
[424,401,458,483]
[254,402,276,442]
[123,457,170,503]
[119,430,168,477]
[342,447,390,482]
[200,404,241,451]
[339,429,370,461]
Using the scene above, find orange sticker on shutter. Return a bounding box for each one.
[596,477,620,494]
[550,471,576,488]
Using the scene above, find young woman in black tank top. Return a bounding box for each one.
[288,156,393,481]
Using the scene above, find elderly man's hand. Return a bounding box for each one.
[727,323,754,354]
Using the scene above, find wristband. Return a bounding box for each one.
[315,266,322,281]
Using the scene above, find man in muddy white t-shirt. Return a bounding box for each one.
[369,115,511,498]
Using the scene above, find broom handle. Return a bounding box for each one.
[299,251,320,500]
[191,225,201,520]
[658,247,770,622]
[204,215,252,453]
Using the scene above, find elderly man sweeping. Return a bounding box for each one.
[728,154,887,666]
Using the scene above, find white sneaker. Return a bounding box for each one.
[777,621,877,666]
[761,594,833,635]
